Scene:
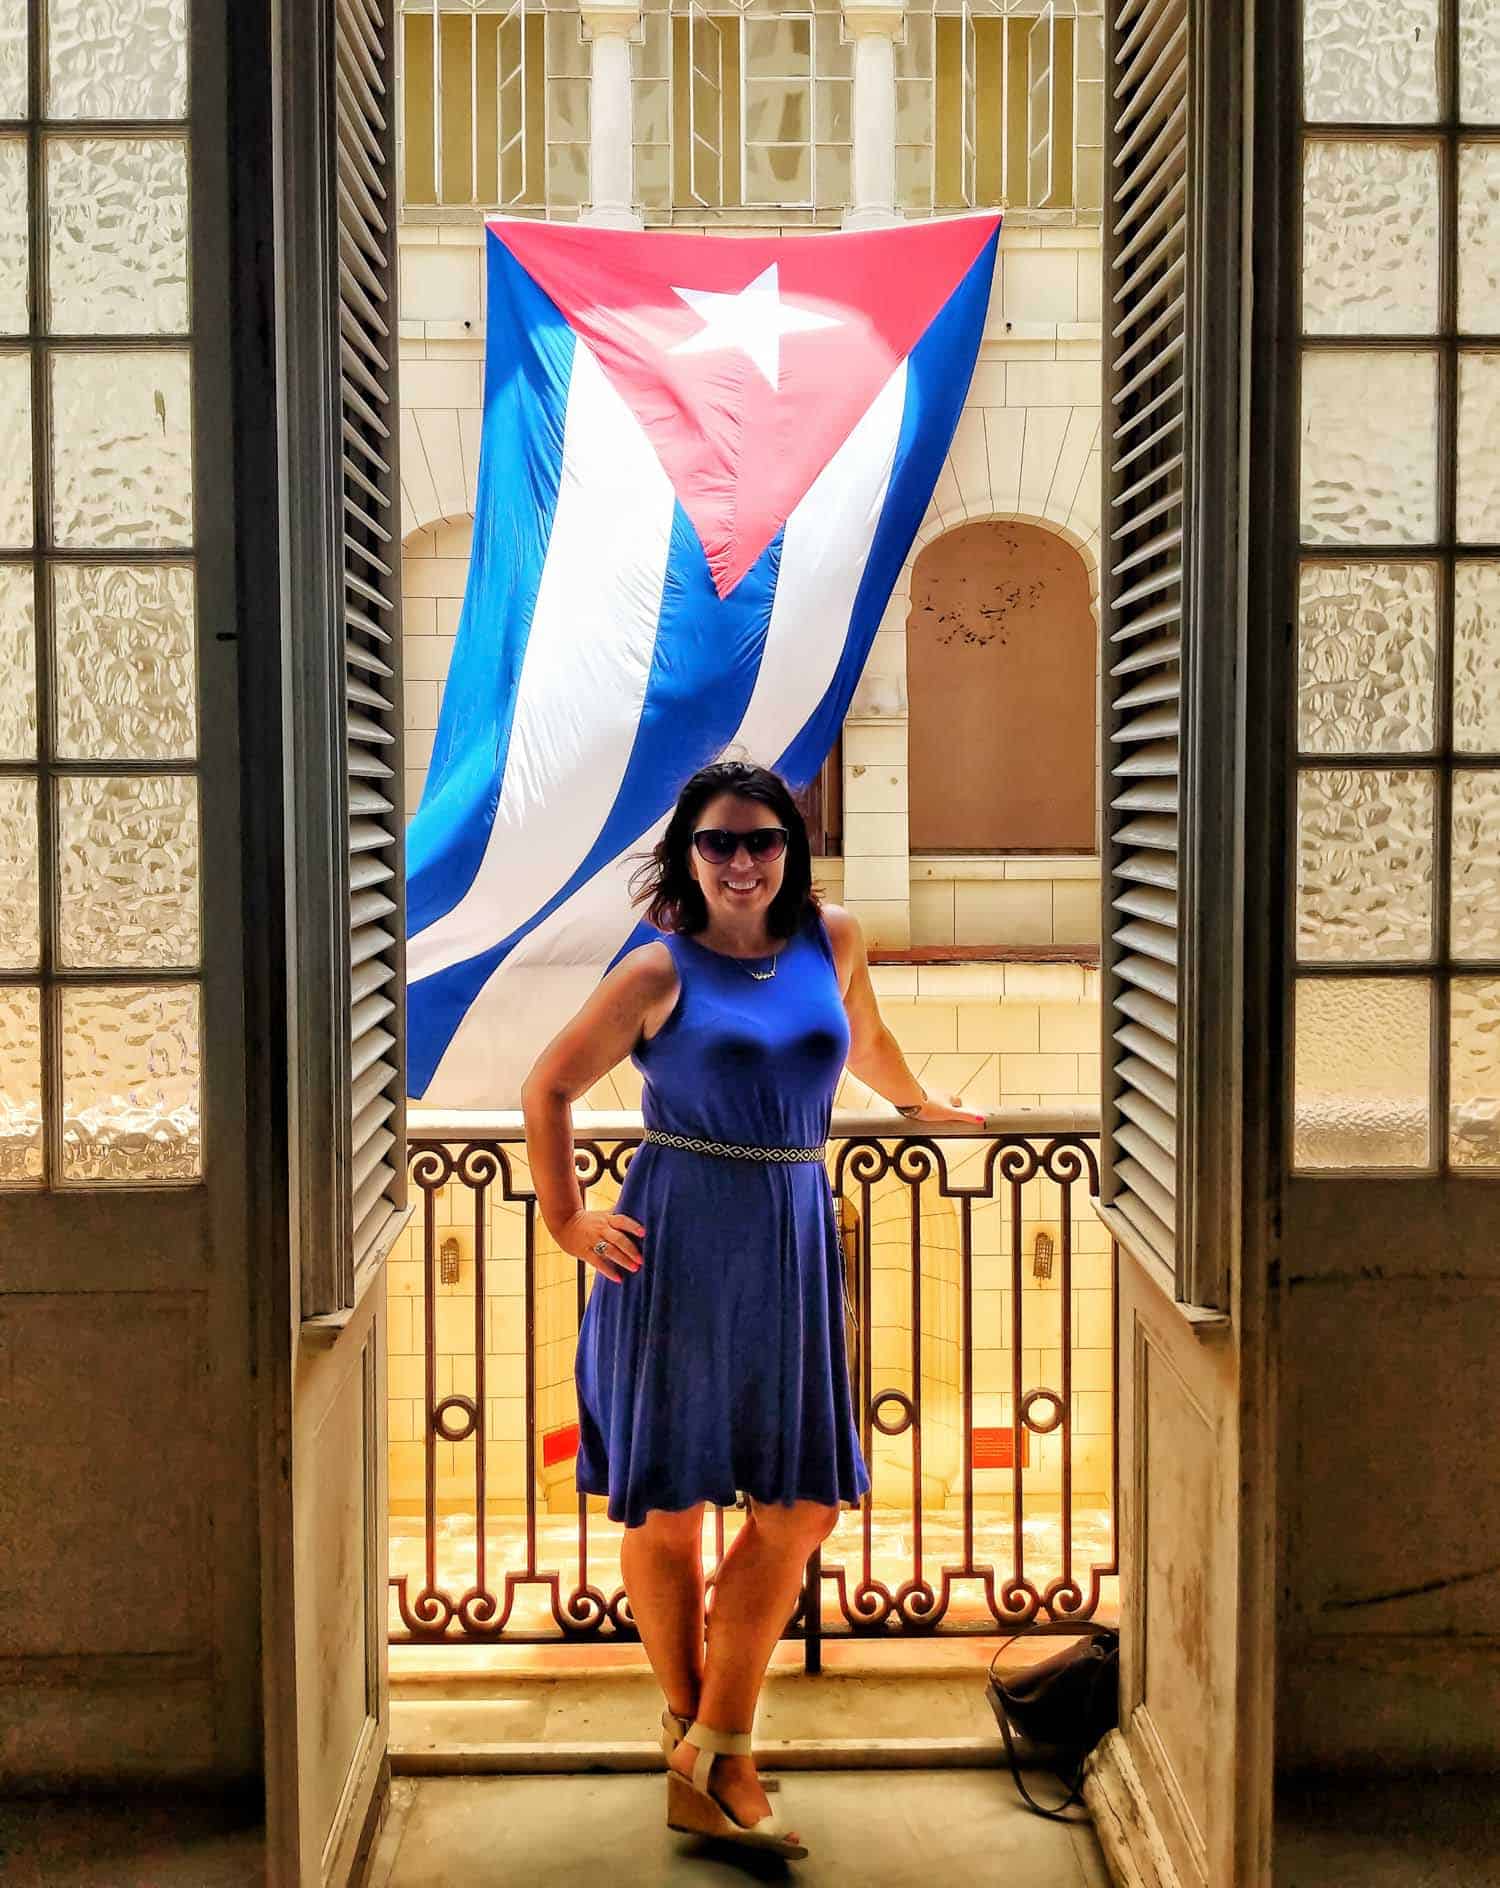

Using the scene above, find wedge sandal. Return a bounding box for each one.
[666,1720,807,1860]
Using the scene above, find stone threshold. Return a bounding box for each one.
[389,1733,1014,1778]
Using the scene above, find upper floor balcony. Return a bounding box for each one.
[394,0,1105,227]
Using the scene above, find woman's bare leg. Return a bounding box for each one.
[618,1503,708,1722]
[668,1498,839,1834]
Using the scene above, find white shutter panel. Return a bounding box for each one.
[1100,0,1187,1273]
[337,0,407,1281]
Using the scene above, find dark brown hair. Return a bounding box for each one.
[628,760,821,939]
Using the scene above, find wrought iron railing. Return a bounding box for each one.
[388,1110,1116,1661]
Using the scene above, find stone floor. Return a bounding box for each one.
[367,1770,1111,1888]
[0,1797,264,1888]
[1275,1773,1500,1888]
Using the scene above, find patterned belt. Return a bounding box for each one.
[642,1128,828,1164]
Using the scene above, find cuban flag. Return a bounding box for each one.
[406,214,1002,1106]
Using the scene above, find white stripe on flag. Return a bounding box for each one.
[406,340,676,985]
[420,359,909,1108]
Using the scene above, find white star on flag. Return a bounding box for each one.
[667,263,841,390]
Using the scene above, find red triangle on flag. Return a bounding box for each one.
[489,217,1001,600]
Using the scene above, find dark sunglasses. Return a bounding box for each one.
[691,826,789,865]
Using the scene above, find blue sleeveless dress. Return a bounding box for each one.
[574,905,872,1527]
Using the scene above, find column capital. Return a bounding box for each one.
[841,0,906,39]
[579,0,644,40]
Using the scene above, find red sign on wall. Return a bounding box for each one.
[972,1426,1029,1470]
[542,1422,580,1468]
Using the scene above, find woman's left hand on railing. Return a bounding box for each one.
[897,1090,988,1127]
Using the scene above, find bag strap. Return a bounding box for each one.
[994,1689,1092,1823]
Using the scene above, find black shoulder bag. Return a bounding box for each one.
[985,1621,1120,1822]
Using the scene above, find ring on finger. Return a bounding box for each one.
[593,1239,610,1258]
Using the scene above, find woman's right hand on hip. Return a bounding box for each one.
[560,1209,645,1283]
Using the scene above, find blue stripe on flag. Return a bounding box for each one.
[774,228,1000,793]
[405,235,578,939]
[407,510,783,1096]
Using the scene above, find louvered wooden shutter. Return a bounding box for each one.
[337,0,407,1284]
[1099,0,1187,1273]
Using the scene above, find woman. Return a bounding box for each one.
[520,760,983,1859]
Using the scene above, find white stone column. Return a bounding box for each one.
[579,0,643,229]
[842,0,905,230]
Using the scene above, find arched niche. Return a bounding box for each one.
[906,519,1097,854]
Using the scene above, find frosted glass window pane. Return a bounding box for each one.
[56,773,199,969]
[1457,354,1500,546]
[52,563,196,760]
[1460,0,1500,121]
[745,144,811,201]
[0,0,24,119]
[1296,768,1436,961]
[0,139,26,337]
[1293,975,1432,1170]
[50,350,192,548]
[1302,140,1440,337]
[1303,0,1439,122]
[1458,143,1500,335]
[545,139,587,208]
[546,75,588,139]
[544,12,588,80]
[46,0,187,120]
[744,19,811,70]
[816,81,851,144]
[0,774,38,968]
[1454,562,1500,754]
[60,982,201,1183]
[1451,978,1500,1167]
[744,81,811,144]
[0,351,32,547]
[47,137,189,336]
[897,144,933,213]
[1451,770,1500,960]
[1297,561,1437,754]
[0,563,35,759]
[0,985,42,1186]
[1301,351,1438,545]
[815,143,851,210]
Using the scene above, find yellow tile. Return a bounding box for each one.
[842,811,908,857]
[843,721,907,765]
[849,899,909,950]
[843,762,907,812]
[1037,1004,1102,1055]
[1000,1053,1079,1093]
[884,1001,958,1054]
[956,1001,1040,1053]
[909,879,955,946]
[1002,963,1087,1003]
[388,1354,425,1401]
[1053,879,1101,946]
[1076,1290,1114,1350]
[843,855,910,903]
[955,879,1053,947]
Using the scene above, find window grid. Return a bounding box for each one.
[0,3,201,1189]
[1293,0,1500,1174]
[397,0,590,215]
